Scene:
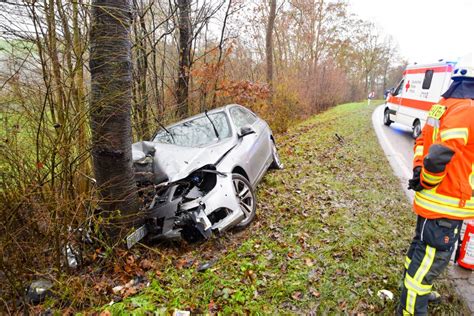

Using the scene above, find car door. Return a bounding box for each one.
[388,78,404,122]
[241,107,272,182]
[229,106,270,185]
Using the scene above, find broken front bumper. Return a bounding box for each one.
[145,172,244,242]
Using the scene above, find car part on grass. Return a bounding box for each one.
[65,244,79,269]
[26,279,53,305]
[197,258,217,272]
[127,104,281,247]
[377,289,394,301]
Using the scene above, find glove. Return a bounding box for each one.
[408,166,424,191]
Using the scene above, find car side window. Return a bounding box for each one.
[393,79,404,96]
[230,107,256,129]
[230,108,249,128]
[241,108,257,125]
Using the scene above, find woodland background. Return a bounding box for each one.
[0,0,404,310]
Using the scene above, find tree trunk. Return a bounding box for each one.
[265,0,277,95]
[89,0,140,238]
[132,1,150,140]
[211,0,232,108]
[176,0,192,117]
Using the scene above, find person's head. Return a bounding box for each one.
[451,53,474,82]
[441,54,474,99]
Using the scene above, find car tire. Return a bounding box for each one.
[412,120,421,139]
[383,108,393,126]
[232,174,257,229]
[269,140,284,170]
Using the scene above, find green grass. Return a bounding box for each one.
[94,101,466,314]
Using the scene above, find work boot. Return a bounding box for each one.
[427,291,441,304]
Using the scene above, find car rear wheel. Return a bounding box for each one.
[383,108,393,126]
[232,174,256,228]
[412,120,421,139]
[269,141,284,169]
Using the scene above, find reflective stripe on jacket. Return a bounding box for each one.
[413,98,474,220]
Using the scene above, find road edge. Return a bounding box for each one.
[371,104,414,201]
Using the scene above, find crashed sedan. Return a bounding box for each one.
[128,104,282,246]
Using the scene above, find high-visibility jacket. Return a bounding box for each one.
[413,98,474,220]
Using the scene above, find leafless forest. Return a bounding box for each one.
[0,0,403,311]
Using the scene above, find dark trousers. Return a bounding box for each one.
[398,215,462,315]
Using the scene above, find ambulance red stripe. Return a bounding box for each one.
[387,96,435,111]
[403,65,454,75]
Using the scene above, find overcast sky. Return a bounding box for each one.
[348,0,474,65]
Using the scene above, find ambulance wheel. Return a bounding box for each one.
[412,120,421,139]
[383,108,392,126]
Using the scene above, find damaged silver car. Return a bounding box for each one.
[128,104,282,247]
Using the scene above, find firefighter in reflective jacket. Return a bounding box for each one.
[399,58,474,315]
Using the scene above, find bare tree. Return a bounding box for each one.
[89,0,140,237]
[265,0,276,94]
[176,0,192,117]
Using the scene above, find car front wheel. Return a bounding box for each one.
[232,174,256,228]
[412,120,421,139]
[383,108,393,126]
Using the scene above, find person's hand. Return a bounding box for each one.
[408,167,424,191]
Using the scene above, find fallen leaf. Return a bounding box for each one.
[339,300,347,309]
[304,258,314,267]
[122,286,138,298]
[309,287,320,298]
[140,259,154,270]
[113,264,121,273]
[292,291,303,301]
[126,255,135,265]
[208,299,218,312]
[175,258,188,269]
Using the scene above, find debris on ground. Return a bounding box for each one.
[197,259,217,272]
[111,276,149,298]
[377,289,394,301]
[173,310,191,316]
[65,244,80,269]
[26,279,53,304]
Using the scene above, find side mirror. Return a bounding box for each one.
[239,125,256,137]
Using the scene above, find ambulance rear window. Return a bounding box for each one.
[422,70,434,89]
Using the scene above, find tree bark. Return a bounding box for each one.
[176,0,192,117]
[266,0,277,96]
[90,0,140,238]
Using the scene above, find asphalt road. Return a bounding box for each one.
[372,104,415,200]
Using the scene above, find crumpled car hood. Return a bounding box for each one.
[132,138,236,183]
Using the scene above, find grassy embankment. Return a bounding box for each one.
[92,101,466,314]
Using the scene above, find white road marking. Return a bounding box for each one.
[372,105,414,201]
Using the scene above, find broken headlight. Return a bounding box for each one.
[133,155,154,185]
